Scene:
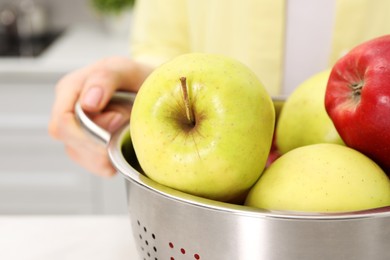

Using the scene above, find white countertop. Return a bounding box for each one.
[0,215,139,260]
[0,25,130,77]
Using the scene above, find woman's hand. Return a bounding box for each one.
[48,56,153,177]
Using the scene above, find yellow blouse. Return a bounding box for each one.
[130,0,390,96]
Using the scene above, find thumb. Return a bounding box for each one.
[79,70,119,113]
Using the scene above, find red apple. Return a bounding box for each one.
[265,134,281,167]
[325,34,390,174]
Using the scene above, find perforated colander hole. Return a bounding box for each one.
[168,242,201,259]
[136,219,158,260]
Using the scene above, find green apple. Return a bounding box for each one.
[130,53,275,202]
[276,70,344,155]
[245,143,390,213]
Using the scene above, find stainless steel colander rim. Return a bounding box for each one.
[108,124,390,221]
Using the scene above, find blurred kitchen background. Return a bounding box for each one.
[0,0,134,215]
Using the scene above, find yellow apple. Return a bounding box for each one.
[130,53,275,202]
[276,70,344,154]
[245,143,390,213]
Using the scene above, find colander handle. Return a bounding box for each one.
[75,91,136,145]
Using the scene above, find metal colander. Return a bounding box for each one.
[76,92,390,260]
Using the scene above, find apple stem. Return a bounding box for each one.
[351,81,364,96]
[180,76,196,126]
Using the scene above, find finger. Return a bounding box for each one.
[54,111,87,145]
[87,101,132,133]
[78,58,155,114]
[90,111,126,133]
[65,145,116,177]
[79,66,122,113]
[59,112,116,177]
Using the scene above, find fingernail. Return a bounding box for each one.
[108,113,124,132]
[83,87,103,109]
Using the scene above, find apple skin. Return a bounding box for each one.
[325,35,390,174]
[245,143,390,213]
[276,70,344,155]
[130,53,275,202]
